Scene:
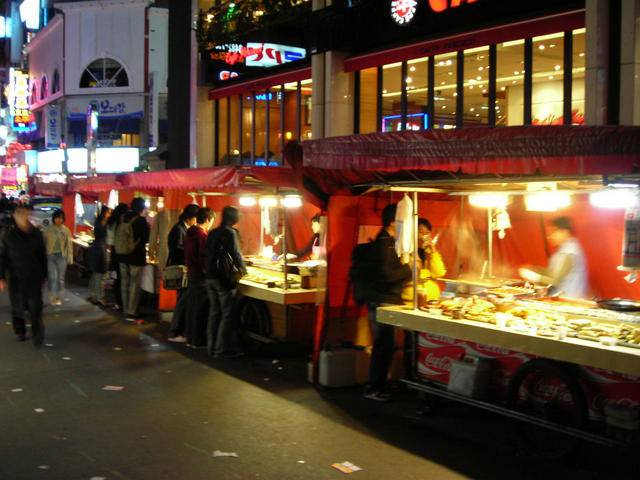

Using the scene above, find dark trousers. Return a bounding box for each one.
[168,288,188,337]
[205,279,237,355]
[9,277,44,344]
[367,303,395,391]
[185,279,209,347]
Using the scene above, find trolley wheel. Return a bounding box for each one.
[506,359,589,459]
[237,298,272,348]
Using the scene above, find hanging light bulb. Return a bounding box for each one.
[239,196,257,207]
[468,193,509,209]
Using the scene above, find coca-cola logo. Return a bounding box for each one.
[591,392,640,412]
[469,342,512,357]
[421,333,459,346]
[582,366,640,384]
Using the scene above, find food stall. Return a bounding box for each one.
[302,126,640,452]
[120,166,325,345]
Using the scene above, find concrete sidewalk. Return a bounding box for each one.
[0,289,636,480]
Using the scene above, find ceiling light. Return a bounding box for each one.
[259,197,278,208]
[550,44,556,48]
[441,106,446,109]
[554,65,561,71]
[441,81,445,85]
[406,77,412,83]
[579,52,585,57]
[448,71,453,75]
[500,86,506,91]
[590,189,639,209]
[525,191,571,212]
[478,67,484,71]
[282,195,302,209]
[476,76,482,80]
[548,75,554,80]
[409,66,416,72]
[469,194,510,209]
[239,196,257,207]
[470,107,475,112]
[538,45,545,50]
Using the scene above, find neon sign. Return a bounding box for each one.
[19,0,40,30]
[428,0,479,13]
[382,113,428,132]
[218,70,239,81]
[391,0,417,25]
[9,68,35,132]
[213,43,306,68]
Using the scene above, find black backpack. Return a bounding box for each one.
[348,240,378,305]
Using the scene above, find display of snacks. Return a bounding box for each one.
[486,285,536,298]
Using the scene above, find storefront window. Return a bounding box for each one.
[300,79,313,140]
[217,97,229,164]
[359,67,378,134]
[268,87,282,164]
[532,32,565,125]
[382,62,402,131]
[433,53,456,129]
[283,82,298,143]
[572,28,586,125]
[406,58,428,131]
[496,40,525,126]
[463,47,489,126]
[254,91,267,164]
[242,93,252,163]
[229,95,241,164]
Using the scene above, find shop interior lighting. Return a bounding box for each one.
[282,195,302,209]
[468,193,510,209]
[239,196,257,207]
[259,196,278,208]
[589,189,639,210]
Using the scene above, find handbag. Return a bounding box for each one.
[162,265,188,290]
[215,246,243,289]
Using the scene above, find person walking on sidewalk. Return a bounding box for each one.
[0,205,48,346]
[205,206,247,357]
[87,206,112,305]
[43,209,73,306]
[167,204,200,343]
[107,203,129,311]
[184,207,216,347]
[116,198,150,322]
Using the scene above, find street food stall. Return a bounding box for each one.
[120,166,325,345]
[302,126,640,452]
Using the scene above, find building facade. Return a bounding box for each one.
[27,0,168,152]
[195,0,640,168]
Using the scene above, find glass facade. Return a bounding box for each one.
[214,79,312,165]
[355,29,585,132]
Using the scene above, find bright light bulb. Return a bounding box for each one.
[259,196,278,208]
[469,194,509,209]
[282,195,302,209]
[239,196,257,207]
[525,191,571,212]
[590,189,639,209]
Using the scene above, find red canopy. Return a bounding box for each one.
[302,126,640,176]
[122,167,238,192]
[68,174,122,193]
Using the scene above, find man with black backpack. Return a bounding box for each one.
[205,206,247,357]
[115,198,150,322]
[350,203,412,401]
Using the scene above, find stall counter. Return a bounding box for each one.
[238,279,318,305]
[377,305,640,377]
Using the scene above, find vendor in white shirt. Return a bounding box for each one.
[519,216,588,298]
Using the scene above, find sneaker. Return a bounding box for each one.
[363,390,391,402]
[168,336,187,343]
[124,316,136,322]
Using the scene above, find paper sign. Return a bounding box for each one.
[331,462,363,474]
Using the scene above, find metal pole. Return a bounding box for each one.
[487,207,493,278]
[282,204,288,291]
[412,191,419,310]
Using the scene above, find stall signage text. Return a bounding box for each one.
[392,0,479,25]
[219,70,239,81]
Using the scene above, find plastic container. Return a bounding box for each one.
[318,347,369,388]
[447,356,493,399]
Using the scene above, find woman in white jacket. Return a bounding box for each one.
[43,209,73,305]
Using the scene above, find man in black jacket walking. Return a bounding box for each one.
[120,198,150,322]
[364,204,412,401]
[0,205,48,346]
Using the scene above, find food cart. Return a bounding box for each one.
[303,126,640,454]
[119,166,325,346]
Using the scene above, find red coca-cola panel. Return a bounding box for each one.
[416,332,640,420]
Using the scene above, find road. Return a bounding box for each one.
[0,289,637,480]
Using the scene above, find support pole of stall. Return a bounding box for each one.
[413,191,419,310]
[282,205,288,291]
[487,207,493,278]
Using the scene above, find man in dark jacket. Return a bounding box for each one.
[120,198,150,321]
[364,203,412,401]
[167,204,199,343]
[205,206,247,357]
[0,205,48,346]
[183,207,215,347]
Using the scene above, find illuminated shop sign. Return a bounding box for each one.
[382,113,428,132]
[391,1,417,25]
[391,0,479,25]
[218,70,239,81]
[9,68,35,132]
[212,43,306,67]
[19,0,40,30]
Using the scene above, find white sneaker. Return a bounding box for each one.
[168,336,187,343]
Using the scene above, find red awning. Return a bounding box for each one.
[68,174,122,193]
[302,126,640,178]
[208,67,311,100]
[121,167,239,192]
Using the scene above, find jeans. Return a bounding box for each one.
[367,303,395,392]
[9,277,44,345]
[120,264,143,317]
[205,279,238,355]
[168,288,188,337]
[47,254,67,295]
[185,279,209,347]
[88,272,104,302]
